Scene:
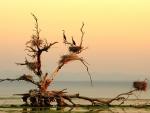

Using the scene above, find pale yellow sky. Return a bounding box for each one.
[0,0,150,76]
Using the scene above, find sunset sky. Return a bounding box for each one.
[0,1,150,80]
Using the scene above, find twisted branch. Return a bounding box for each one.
[80,22,85,46]
[64,89,140,106]
[80,59,93,86]
[108,89,138,104]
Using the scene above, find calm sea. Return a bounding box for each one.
[0,81,150,99]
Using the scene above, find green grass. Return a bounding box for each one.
[1,106,150,113]
[0,97,21,100]
[0,105,150,109]
[0,97,150,112]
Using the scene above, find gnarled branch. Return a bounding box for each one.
[0,74,38,86]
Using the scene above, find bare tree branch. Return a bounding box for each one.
[31,13,40,40]
[63,89,140,106]
[27,54,37,59]
[0,74,38,86]
[41,41,58,52]
[80,59,93,86]
[80,22,85,46]
[108,89,138,104]
[62,30,74,46]
[26,46,38,52]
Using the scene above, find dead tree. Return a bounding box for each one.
[0,14,93,106]
[0,14,149,107]
[14,13,58,91]
[0,16,92,89]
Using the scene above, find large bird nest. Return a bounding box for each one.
[26,38,43,47]
[59,54,79,65]
[68,46,83,53]
[133,81,148,91]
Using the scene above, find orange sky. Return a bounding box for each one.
[0,1,150,76]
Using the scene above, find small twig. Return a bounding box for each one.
[80,60,93,87]
[108,89,138,104]
[2,95,14,106]
[76,46,88,54]
[119,95,129,106]
[62,30,74,46]
[41,42,58,52]
[31,13,40,39]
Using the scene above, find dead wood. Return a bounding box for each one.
[14,82,147,107]
[0,74,38,85]
[14,14,58,90]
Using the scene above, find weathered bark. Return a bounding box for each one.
[67,94,109,105]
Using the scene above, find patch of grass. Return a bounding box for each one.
[1,105,150,113]
[0,97,21,100]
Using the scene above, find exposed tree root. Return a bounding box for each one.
[13,88,145,107]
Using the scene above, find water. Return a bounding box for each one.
[0,81,150,99]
